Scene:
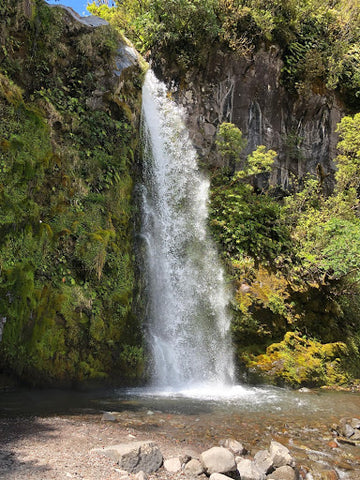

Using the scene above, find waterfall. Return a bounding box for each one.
[140,70,235,389]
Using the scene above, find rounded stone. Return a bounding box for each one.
[200,446,236,475]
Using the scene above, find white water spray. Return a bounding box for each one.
[140,70,235,389]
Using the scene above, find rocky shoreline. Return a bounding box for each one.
[1,410,359,480]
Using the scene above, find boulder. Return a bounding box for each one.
[200,447,236,475]
[220,438,247,456]
[269,441,295,468]
[184,458,204,475]
[237,458,265,480]
[254,449,273,475]
[267,465,296,480]
[91,441,162,474]
[164,457,181,473]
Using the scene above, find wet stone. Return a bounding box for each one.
[349,418,360,429]
[220,438,247,456]
[343,423,355,438]
[101,412,118,422]
[267,465,296,480]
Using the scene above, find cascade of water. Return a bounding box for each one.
[140,70,235,389]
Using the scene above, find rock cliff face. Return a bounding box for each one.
[158,47,344,190]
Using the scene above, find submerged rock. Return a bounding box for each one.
[334,417,360,445]
[220,438,247,456]
[101,412,118,422]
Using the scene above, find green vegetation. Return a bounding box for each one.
[1,0,360,389]
[248,332,348,387]
[0,0,144,385]
[210,120,360,386]
[89,0,360,108]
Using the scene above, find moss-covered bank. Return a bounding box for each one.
[0,0,144,386]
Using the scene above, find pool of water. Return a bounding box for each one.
[1,384,360,478]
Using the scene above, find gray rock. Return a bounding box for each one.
[254,449,273,475]
[351,430,360,440]
[350,417,360,429]
[298,387,311,393]
[169,47,343,195]
[164,457,181,473]
[269,441,295,468]
[203,122,217,137]
[209,474,232,480]
[200,447,236,475]
[342,423,355,438]
[91,441,163,474]
[114,44,139,77]
[237,458,266,480]
[184,458,204,475]
[337,417,358,438]
[267,465,296,480]
[220,438,247,456]
[47,4,109,27]
[101,412,118,422]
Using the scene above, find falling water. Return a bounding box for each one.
[140,70,235,389]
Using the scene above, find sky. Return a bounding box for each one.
[46,0,92,16]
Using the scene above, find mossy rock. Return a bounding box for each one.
[244,331,349,387]
[0,1,144,386]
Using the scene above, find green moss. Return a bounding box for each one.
[246,332,349,387]
[0,1,143,386]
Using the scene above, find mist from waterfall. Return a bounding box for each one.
[140,70,235,389]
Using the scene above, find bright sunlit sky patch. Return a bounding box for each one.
[45,0,101,16]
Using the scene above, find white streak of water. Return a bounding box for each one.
[140,70,234,388]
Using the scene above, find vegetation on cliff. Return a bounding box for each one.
[0,0,144,385]
[1,0,360,388]
[210,116,360,386]
[88,0,360,387]
[89,0,360,109]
